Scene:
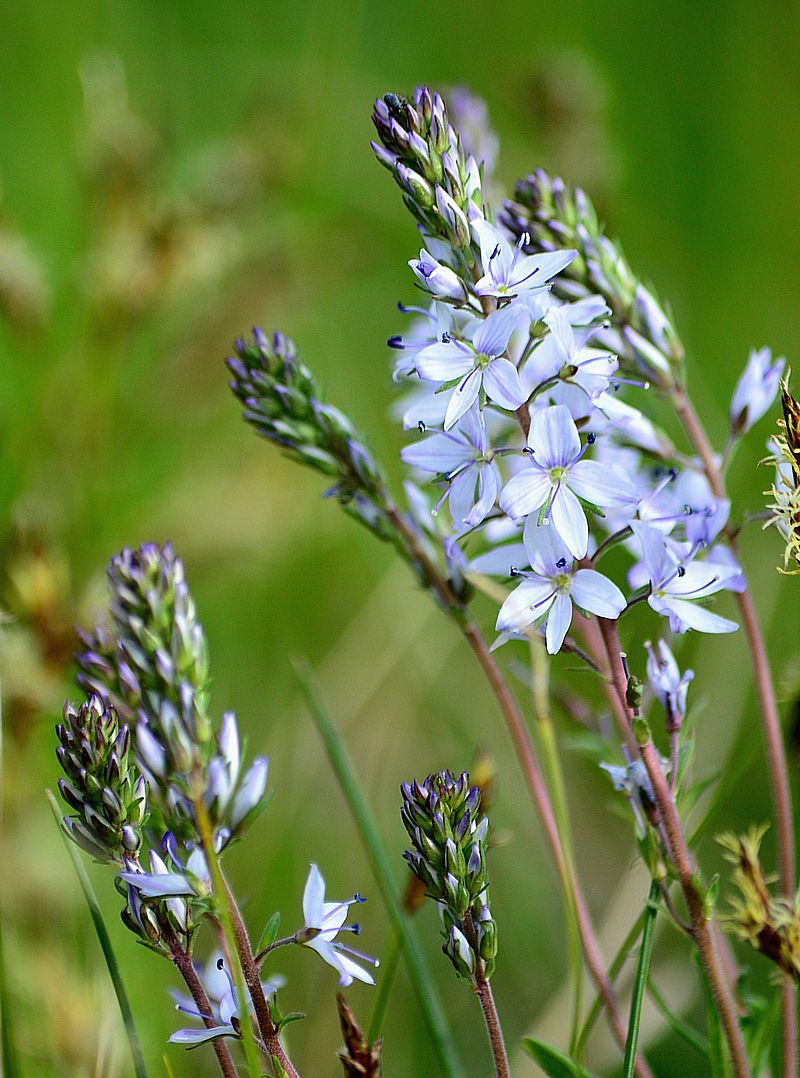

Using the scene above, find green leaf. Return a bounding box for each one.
[257,911,281,953]
[622,881,659,1078]
[46,790,149,1078]
[295,660,465,1078]
[277,1011,306,1031]
[521,1038,600,1078]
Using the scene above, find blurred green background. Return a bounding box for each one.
[2,1,800,1074]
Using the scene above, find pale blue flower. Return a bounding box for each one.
[169,953,283,1046]
[499,404,638,558]
[730,347,785,435]
[645,639,693,727]
[205,712,269,835]
[401,407,499,530]
[522,305,618,399]
[415,305,526,429]
[300,864,378,987]
[630,521,738,634]
[471,218,576,299]
[409,250,467,303]
[496,520,625,654]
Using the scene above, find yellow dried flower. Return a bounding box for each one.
[717,824,800,983]
[764,378,800,573]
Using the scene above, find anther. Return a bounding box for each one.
[387,335,404,349]
[587,432,596,444]
[441,332,451,343]
[556,557,567,568]
[510,566,519,577]
[418,420,426,433]
[490,244,501,261]
[677,566,686,577]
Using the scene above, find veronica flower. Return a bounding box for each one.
[645,640,694,728]
[401,408,499,530]
[169,954,283,1046]
[496,521,626,654]
[630,521,738,634]
[499,404,638,558]
[408,249,468,303]
[521,305,618,400]
[730,346,785,435]
[415,305,525,429]
[205,712,269,836]
[300,864,378,987]
[471,218,576,300]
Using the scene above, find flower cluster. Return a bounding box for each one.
[369,87,780,659]
[401,771,496,980]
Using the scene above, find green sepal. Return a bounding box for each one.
[521,1038,600,1077]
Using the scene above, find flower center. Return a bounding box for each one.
[554,573,571,592]
[548,466,567,483]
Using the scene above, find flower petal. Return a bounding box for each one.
[302,864,325,926]
[473,305,521,357]
[483,357,526,410]
[651,595,738,635]
[415,342,473,382]
[465,465,499,528]
[545,593,573,654]
[528,404,580,468]
[401,433,470,473]
[551,485,589,559]
[444,369,481,430]
[499,468,551,520]
[169,1024,236,1045]
[571,569,626,618]
[569,460,638,507]
[496,578,555,634]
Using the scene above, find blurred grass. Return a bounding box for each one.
[1,1,799,1074]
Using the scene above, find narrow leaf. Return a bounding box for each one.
[295,659,465,1078]
[46,789,148,1078]
[257,911,281,953]
[521,1038,600,1078]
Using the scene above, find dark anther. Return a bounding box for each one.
[668,467,679,480]
[490,243,501,261]
[683,504,693,515]
[556,557,567,568]
[441,332,451,343]
[510,566,519,577]
[387,335,404,349]
[587,432,597,444]
[417,420,426,433]
[677,565,686,577]
[217,957,225,970]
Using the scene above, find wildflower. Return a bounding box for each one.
[415,305,525,429]
[299,864,378,987]
[401,407,499,530]
[630,521,737,634]
[56,695,147,863]
[495,521,625,654]
[409,249,468,303]
[169,954,284,1046]
[471,217,576,300]
[119,846,209,900]
[645,640,694,730]
[522,305,618,400]
[499,404,638,558]
[400,770,497,979]
[730,347,785,436]
[205,711,269,836]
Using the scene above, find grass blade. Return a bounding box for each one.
[294,658,465,1078]
[622,881,659,1078]
[46,789,149,1078]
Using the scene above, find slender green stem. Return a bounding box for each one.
[46,790,149,1078]
[575,911,646,1056]
[296,660,465,1078]
[647,980,709,1058]
[623,881,660,1078]
[529,638,583,1056]
[368,928,402,1044]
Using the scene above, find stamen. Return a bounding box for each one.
[556,557,567,568]
[418,420,426,433]
[336,942,380,967]
[387,336,405,349]
[489,243,501,262]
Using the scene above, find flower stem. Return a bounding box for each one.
[383,504,652,1076]
[672,385,796,1077]
[165,928,239,1078]
[596,617,751,1078]
[474,977,510,1078]
[192,795,300,1078]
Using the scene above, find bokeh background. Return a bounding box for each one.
[2,1,800,1074]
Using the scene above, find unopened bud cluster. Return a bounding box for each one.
[501,168,684,387]
[372,87,482,252]
[77,542,212,788]
[401,770,496,980]
[227,329,394,542]
[56,695,147,863]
